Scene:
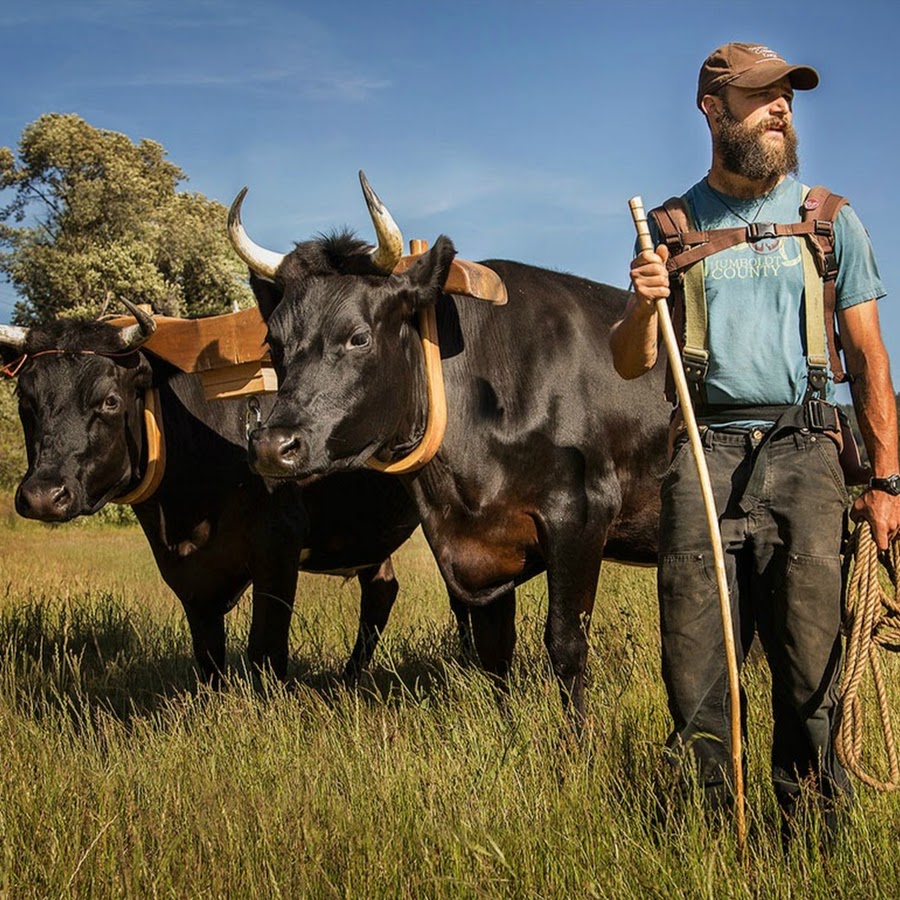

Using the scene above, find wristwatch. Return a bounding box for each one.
[868,474,900,496]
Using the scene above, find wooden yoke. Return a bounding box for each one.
[366,241,508,474]
[367,239,448,474]
[107,252,505,406]
[105,248,504,473]
[391,253,508,305]
[106,307,276,401]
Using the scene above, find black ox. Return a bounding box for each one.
[0,306,419,684]
[232,173,670,720]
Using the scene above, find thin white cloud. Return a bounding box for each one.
[380,158,624,222]
[112,68,391,102]
[1,0,157,27]
[5,1,390,103]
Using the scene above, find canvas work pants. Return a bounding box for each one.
[658,419,851,813]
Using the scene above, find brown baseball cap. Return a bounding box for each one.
[697,42,819,108]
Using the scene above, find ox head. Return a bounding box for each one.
[229,174,456,480]
[0,304,156,521]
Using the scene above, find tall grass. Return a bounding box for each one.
[2,517,900,897]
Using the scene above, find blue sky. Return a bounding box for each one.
[1,0,898,381]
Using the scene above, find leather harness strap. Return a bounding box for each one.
[112,387,166,505]
[649,184,848,407]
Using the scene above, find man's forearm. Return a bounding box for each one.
[609,294,659,379]
[849,344,899,477]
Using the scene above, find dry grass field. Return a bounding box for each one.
[3,498,900,897]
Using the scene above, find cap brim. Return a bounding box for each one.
[730,61,819,91]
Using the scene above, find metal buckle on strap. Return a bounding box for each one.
[664,234,684,254]
[747,222,778,242]
[804,363,829,402]
[809,220,838,277]
[804,397,838,432]
[682,347,709,383]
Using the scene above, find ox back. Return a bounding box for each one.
[1,319,419,684]
[247,234,670,721]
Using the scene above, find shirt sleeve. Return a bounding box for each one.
[834,204,886,310]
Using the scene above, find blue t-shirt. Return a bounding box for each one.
[646,176,885,409]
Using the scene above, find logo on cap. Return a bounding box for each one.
[748,45,784,62]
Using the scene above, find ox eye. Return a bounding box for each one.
[102,394,121,412]
[346,329,371,350]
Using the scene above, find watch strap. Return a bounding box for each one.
[869,474,900,496]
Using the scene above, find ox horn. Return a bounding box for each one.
[227,187,287,280]
[0,324,29,350]
[358,170,404,273]
[118,299,157,349]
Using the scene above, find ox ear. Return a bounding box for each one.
[249,271,283,322]
[391,235,456,312]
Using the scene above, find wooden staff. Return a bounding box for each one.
[628,196,746,851]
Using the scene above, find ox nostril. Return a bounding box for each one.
[249,427,306,475]
[16,480,76,521]
[50,485,72,510]
[276,434,300,461]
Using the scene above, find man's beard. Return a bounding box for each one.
[717,99,799,182]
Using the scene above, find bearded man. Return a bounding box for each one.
[610,42,900,837]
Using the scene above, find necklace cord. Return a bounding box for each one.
[703,178,776,225]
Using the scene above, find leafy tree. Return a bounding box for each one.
[0,378,26,491]
[0,113,251,323]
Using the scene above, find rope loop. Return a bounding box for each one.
[836,521,900,791]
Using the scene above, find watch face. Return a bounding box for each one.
[872,475,900,495]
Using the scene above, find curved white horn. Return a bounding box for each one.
[0,324,28,350]
[227,187,287,279]
[359,171,404,273]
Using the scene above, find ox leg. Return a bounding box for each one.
[449,592,477,661]
[247,487,303,683]
[183,605,226,687]
[469,588,517,687]
[544,546,604,730]
[343,557,399,683]
[247,541,300,681]
[247,584,297,683]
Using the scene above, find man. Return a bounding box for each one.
[610,42,900,832]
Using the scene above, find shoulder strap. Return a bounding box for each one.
[649,185,850,407]
[649,198,707,406]
[802,185,848,385]
[651,197,693,265]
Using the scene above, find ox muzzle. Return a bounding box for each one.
[15,473,82,522]
[248,425,312,479]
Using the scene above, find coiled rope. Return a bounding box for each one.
[836,522,900,791]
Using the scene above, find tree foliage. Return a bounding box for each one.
[0,114,251,323]
[0,378,26,491]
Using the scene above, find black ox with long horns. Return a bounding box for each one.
[232,171,670,721]
[0,300,420,684]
